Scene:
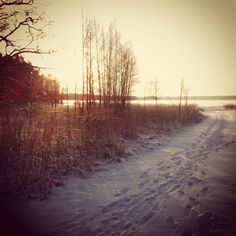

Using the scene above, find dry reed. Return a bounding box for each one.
[0,103,203,199]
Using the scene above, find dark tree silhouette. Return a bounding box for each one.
[0,0,54,106]
[0,54,32,104]
[0,54,60,105]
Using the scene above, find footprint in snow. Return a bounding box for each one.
[140,170,149,178]
[178,189,185,196]
[201,186,209,193]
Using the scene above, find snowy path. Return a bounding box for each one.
[14,109,236,236]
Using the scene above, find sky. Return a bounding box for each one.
[24,0,236,96]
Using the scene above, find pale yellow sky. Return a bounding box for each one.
[24,0,236,96]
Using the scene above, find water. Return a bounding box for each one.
[62,99,236,108]
[131,99,236,108]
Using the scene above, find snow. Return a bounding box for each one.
[3,108,236,236]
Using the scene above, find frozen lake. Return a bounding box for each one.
[63,99,236,108]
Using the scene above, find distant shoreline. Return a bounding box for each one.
[62,94,236,101]
[132,95,236,100]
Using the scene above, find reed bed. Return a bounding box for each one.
[0,103,203,199]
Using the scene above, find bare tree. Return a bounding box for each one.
[148,78,159,108]
[184,85,190,106]
[0,0,52,57]
[154,78,159,108]
[81,10,85,111]
[144,79,147,108]
[178,78,185,117]
[82,13,97,110]
[120,45,137,109]
[94,22,102,107]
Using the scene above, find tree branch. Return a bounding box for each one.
[0,17,35,43]
[0,0,33,8]
[10,49,50,57]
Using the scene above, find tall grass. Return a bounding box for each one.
[119,104,203,137]
[0,103,203,199]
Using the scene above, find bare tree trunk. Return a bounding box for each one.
[86,49,89,110]
[101,30,106,107]
[178,79,184,117]
[89,28,92,107]
[154,78,159,109]
[74,84,77,115]
[144,79,147,109]
[185,88,188,106]
[81,11,85,112]
[107,25,113,106]
[95,24,102,108]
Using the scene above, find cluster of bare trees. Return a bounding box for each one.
[81,14,137,111]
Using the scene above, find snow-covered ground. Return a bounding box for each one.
[3,108,236,236]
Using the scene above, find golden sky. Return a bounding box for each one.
[25,0,236,96]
